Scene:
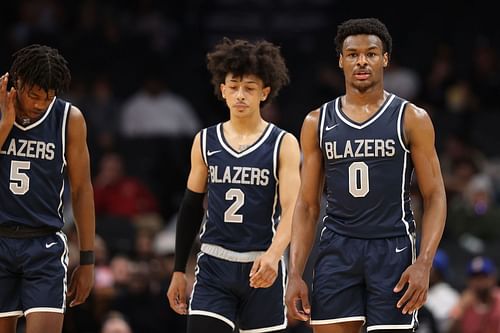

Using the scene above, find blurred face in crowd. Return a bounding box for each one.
[339,34,388,93]
[468,273,497,303]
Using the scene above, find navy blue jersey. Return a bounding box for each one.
[319,94,415,238]
[0,98,69,229]
[199,123,286,252]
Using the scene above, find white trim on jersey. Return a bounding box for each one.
[318,103,327,148]
[270,130,285,238]
[216,123,274,158]
[397,101,410,153]
[13,97,56,131]
[201,128,208,166]
[61,102,70,167]
[400,152,412,235]
[335,94,395,129]
[272,131,286,181]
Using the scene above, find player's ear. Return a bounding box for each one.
[220,83,226,99]
[383,53,389,68]
[339,55,343,69]
[261,87,271,101]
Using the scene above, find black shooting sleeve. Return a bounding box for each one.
[173,189,206,272]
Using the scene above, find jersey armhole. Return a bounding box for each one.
[273,130,287,181]
[318,103,327,149]
[200,128,208,166]
[397,101,411,153]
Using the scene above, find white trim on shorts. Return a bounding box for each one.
[239,322,287,333]
[24,307,64,316]
[367,323,415,331]
[0,310,23,318]
[310,315,366,326]
[189,310,235,330]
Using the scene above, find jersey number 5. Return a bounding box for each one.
[224,188,244,223]
[10,160,31,195]
[348,161,369,197]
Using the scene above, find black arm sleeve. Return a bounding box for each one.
[173,189,206,272]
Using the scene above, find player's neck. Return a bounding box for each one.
[344,88,389,108]
[228,113,266,135]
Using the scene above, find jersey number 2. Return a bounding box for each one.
[224,188,244,223]
[348,161,369,197]
[10,160,31,195]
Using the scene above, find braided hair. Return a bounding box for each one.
[10,44,71,94]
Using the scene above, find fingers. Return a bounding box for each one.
[393,271,408,293]
[167,288,188,315]
[0,73,8,103]
[249,263,278,288]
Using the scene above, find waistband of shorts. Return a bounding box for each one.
[201,243,264,263]
[0,224,61,238]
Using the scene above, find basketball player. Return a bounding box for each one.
[0,45,95,333]
[285,18,447,333]
[167,38,301,333]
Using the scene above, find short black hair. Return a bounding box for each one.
[334,18,392,57]
[10,44,71,94]
[206,37,290,106]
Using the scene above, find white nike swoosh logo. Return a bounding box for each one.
[325,124,339,131]
[207,150,221,156]
[46,242,57,248]
[395,246,407,253]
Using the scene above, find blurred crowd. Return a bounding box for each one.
[1,0,500,332]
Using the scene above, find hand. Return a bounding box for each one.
[285,274,311,321]
[67,264,95,307]
[0,73,16,128]
[394,260,431,314]
[167,272,188,315]
[249,251,280,288]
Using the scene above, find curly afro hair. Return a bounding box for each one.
[206,38,290,107]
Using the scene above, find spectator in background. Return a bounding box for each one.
[119,63,201,219]
[449,256,500,333]
[101,312,133,333]
[93,152,159,219]
[425,249,460,332]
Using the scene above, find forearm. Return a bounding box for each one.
[72,184,96,251]
[267,208,293,258]
[417,190,446,266]
[288,201,320,277]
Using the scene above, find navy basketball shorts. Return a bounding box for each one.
[311,228,418,331]
[189,253,287,332]
[0,231,69,317]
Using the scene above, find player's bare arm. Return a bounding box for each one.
[65,106,96,307]
[394,103,447,314]
[249,132,300,288]
[167,132,208,315]
[286,109,325,321]
[0,73,16,147]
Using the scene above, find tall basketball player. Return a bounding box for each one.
[285,18,447,333]
[167,38,300,333]
[0,45,95,333]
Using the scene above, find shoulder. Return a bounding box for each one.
[403,102,435,145]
